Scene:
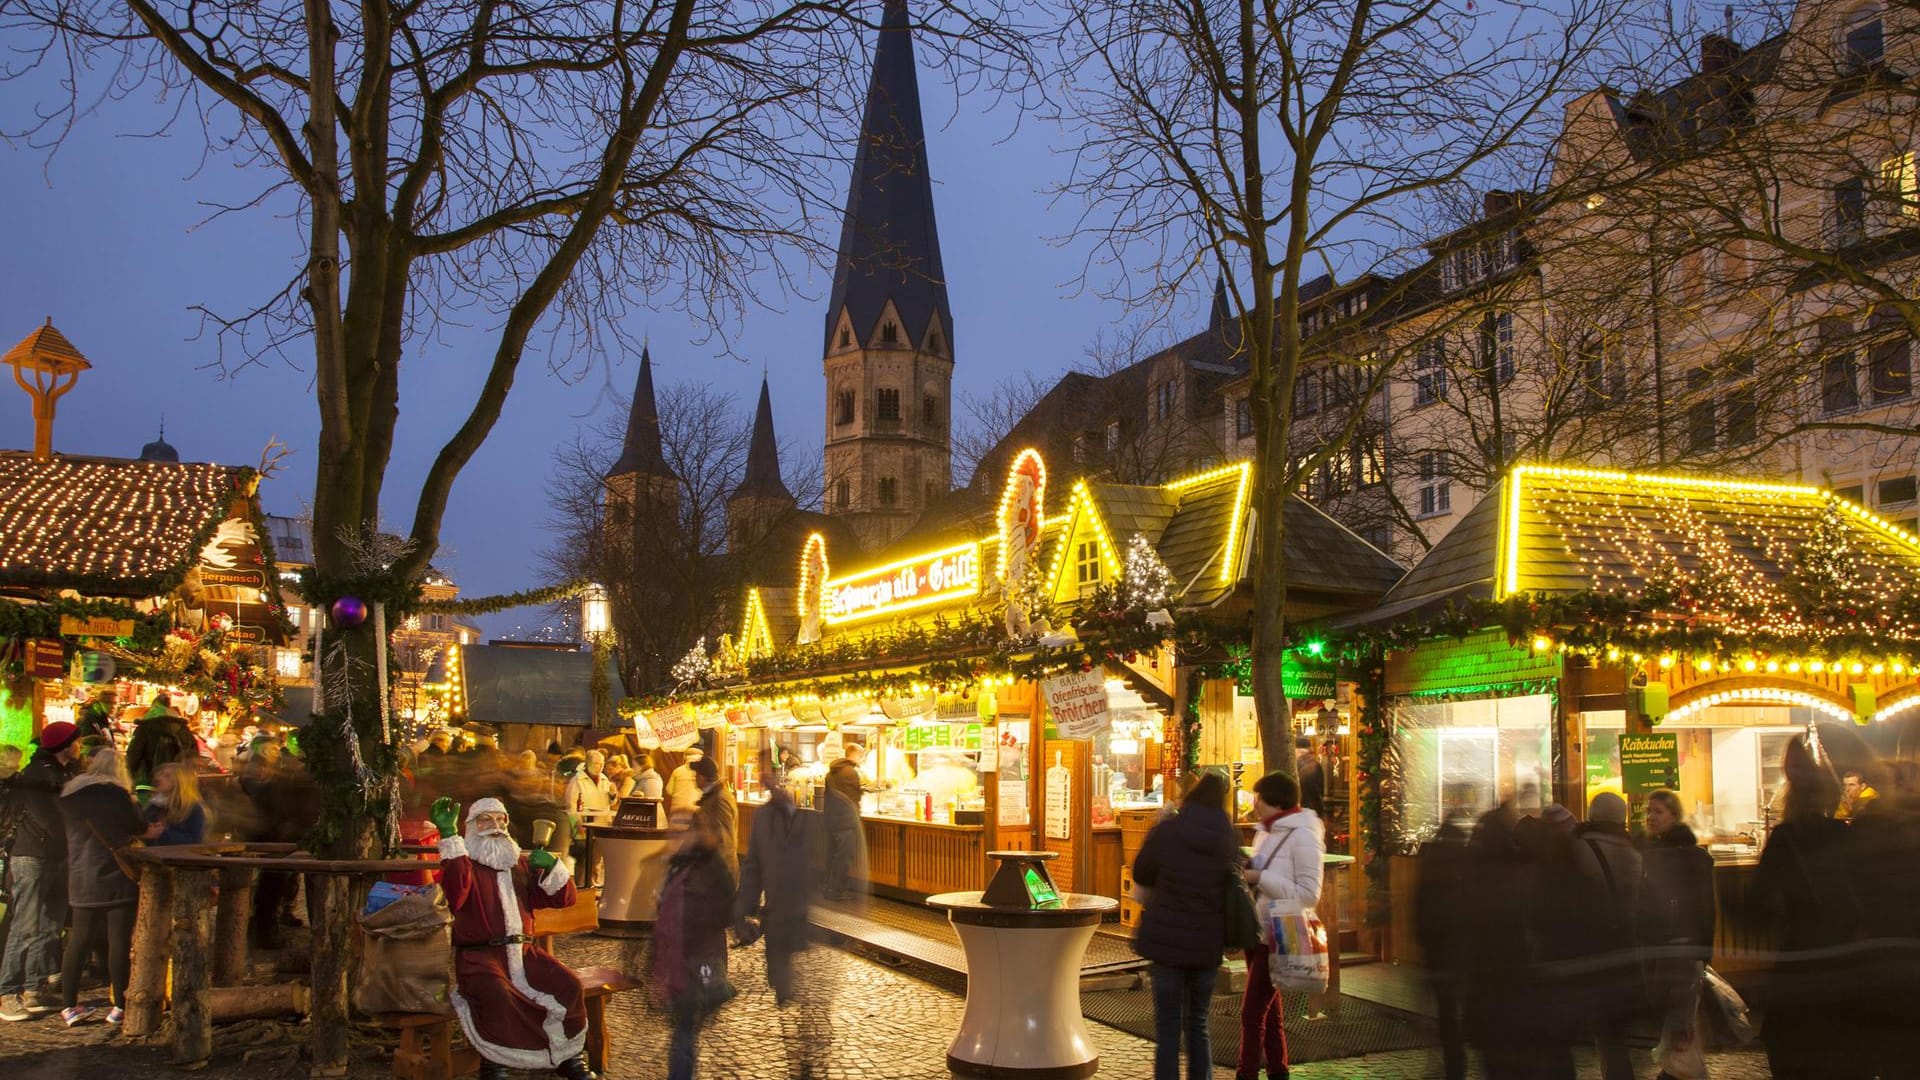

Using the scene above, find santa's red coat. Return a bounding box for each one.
[438,836,587,1069]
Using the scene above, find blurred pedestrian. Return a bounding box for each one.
[1132,772,1239,1080]
[1750,736,1869,1080]
[143,763,208,846]
[691,757,738,879]
[665,748,705,815]
[633,754,664,801]
[1237,770,1324,1080]
[1837,767,1879,820]
[1467,799,1543,1079]
[651,809,736,1080]
[1294,738,1325,816]
[124,695,195,792]
[564,750,615,886]
[1569,792,1642,1080]
[0,721,81,1022]
[1414,811,1474,1080]
[56,748,143,1026]
[821,745,865,901]
[1637,790,1714,1080]
[734,762,831,1076]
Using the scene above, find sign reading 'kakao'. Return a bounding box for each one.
[823,543,980,623]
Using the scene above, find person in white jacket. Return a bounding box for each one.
[1236,770,1326,1080]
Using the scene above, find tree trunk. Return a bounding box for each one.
[168,868,215,1067]
[209,983,310,1023]
[213,867,256,986]
[125,866,173,1037]
[307,873,353,1077]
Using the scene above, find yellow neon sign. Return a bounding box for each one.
[821,542,982,624]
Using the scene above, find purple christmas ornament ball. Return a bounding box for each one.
[330,596,369,628]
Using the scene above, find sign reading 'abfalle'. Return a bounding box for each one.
[823,543,980,624]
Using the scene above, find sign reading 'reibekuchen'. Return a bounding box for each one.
[823,543,980,624]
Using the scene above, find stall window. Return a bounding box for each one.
[1075,540,1102,586]
[1388,693,1552,847]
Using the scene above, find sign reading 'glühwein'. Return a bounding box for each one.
[823,543,980,624]
[59,615,135,639]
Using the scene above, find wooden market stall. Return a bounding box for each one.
[1322,464,1920,967]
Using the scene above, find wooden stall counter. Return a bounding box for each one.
[736,798,986,900]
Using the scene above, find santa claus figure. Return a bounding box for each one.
[430,796,596,1080]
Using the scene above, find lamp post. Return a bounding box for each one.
[5,319,91,462]
[580,584,616,727]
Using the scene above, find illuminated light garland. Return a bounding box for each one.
[1663,686,1855,726]
[739,588,775,661]
[1044,481,1124,598]
[1122,533,1174,611]
[796,532,829,624]
[1164,460,1252,587]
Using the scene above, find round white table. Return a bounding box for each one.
[586,822,670,934]
[926,890,1119,1078]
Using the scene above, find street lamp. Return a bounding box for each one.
[580,583,613,642]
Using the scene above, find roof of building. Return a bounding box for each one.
[0,452,252,595]
[139,421,179,463]
[1377,464,1920,614]
[823,0,952,353]
[733,378,794,503]
[3,319,91,375]
[607,347,675,481]
[455,643,623,729]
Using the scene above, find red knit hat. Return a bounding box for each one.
[37,721,79,753]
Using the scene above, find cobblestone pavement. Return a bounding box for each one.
[0,935,1777,1079]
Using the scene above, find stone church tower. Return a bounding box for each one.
[604,346,679,531]
[822,0,953,550]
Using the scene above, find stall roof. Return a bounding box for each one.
[0,452,253,595]
[456,644,623,729]
[1378,464,1920,610]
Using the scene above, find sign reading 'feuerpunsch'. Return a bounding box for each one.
[1042,668,1112,739]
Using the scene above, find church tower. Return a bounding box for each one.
[604,346,679,530]
[822,0,953,550]
[729,377,797,552]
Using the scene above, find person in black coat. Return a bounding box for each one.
[1132,772,1238,1080]
[734,762,831,1076]
[56,748,145,1025]
[1414,813,1475,1080]
[1637,791,1715,1080]
[124,700,196,792]
[0,721,81,1020]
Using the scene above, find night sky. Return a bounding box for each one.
[0,41,1213,638]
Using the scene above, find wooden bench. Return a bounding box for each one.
[374,962,644,1080]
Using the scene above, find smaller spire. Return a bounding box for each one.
[607,346,676,481]
[733,377,794,504]
[140,416,179,463]
[1209,275,1232,332]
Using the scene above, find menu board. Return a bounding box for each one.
[1620,732,1680,795]
[1045,754,1072,840]
[997,717,1030,826]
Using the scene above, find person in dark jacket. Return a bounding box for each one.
[651,809,737,1080]
[734,762,831,1076]
[1414,812,1475,1080]
[822,745,865,901]
[1750,736,1869,1080]
[1637,790,1714,1080]
[1466,798,1541,1080]
[1132,772,1238,1080]
[0,721,81,1022]
[56,747,144,1026]
[124,698,196,792]
[1567,792,1642,1080]
[142,763,209,846]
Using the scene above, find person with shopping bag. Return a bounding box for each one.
[1239,770,1325,1080]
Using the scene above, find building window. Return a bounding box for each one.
[1417,452,1451,517]
[1414,340,1447,405]
[880,321,899,344]
[1870,309,1912,403]
[1488,311,1515,384]
[876,388,901,422]
[1360,525,1391,550]
[834,478,850,509]
[1832,177,1868,247]
[1235,398,1254,438]
[1843,5,1883,72]
[1075,540,1102,586]
[928,329,943,354]
[1358,438,1386,487]
[922,393,940,428]
[836,389,856,426]
[1324,366,1353,408]
[1293,373,1319,416]
[1836,484,1865,504]
[925,480,940,505]
[1106,420,1121,451]
[1877,475,1917,506]
[1325,449,1353,497]
[838,327,852,349]
[877,477,898,506]
[1154,381,1177,421]
[1073,433,1091,463]
[1821,321,1860,414]
[1878,151,1917,232]
[1724,371,1757,447]
[1578,334,1621,410]
[1685,367,1716,452]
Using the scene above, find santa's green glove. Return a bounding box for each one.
[528,848,558,873]
[429,797,460,839]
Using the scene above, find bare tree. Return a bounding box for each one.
[1056,0,1611,774]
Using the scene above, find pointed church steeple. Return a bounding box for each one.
[734,378,794,503]
[1209,276,1231,332]
[823,0,951,354]
[607,347,675,482]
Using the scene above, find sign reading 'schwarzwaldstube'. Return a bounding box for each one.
[822,543,980,624]
[1620,732,1680,795]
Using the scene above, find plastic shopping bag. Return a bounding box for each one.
[1699,965,1755,1050]
[1260,898,1329,994]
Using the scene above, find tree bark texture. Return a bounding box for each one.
[209,983,310,1023]
[125,865,173,1037]
[214,866,257,985]
[307,873,353,1077]
[168,868,215,1067]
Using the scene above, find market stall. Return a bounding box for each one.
[1323,464,1920,967]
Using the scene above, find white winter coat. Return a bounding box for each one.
[1248,808,1326,907]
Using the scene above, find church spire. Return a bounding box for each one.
[607,346,675,481]
[823,0,951,353]
[734,378,793,503]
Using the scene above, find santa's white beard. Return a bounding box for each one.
[466,827,521,871]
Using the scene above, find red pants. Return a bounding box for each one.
[1239,944,1288,1077]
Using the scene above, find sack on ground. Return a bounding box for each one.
[1260,897,1329,993]
[1698,964,1754,1050]
[354,885,453,1015]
